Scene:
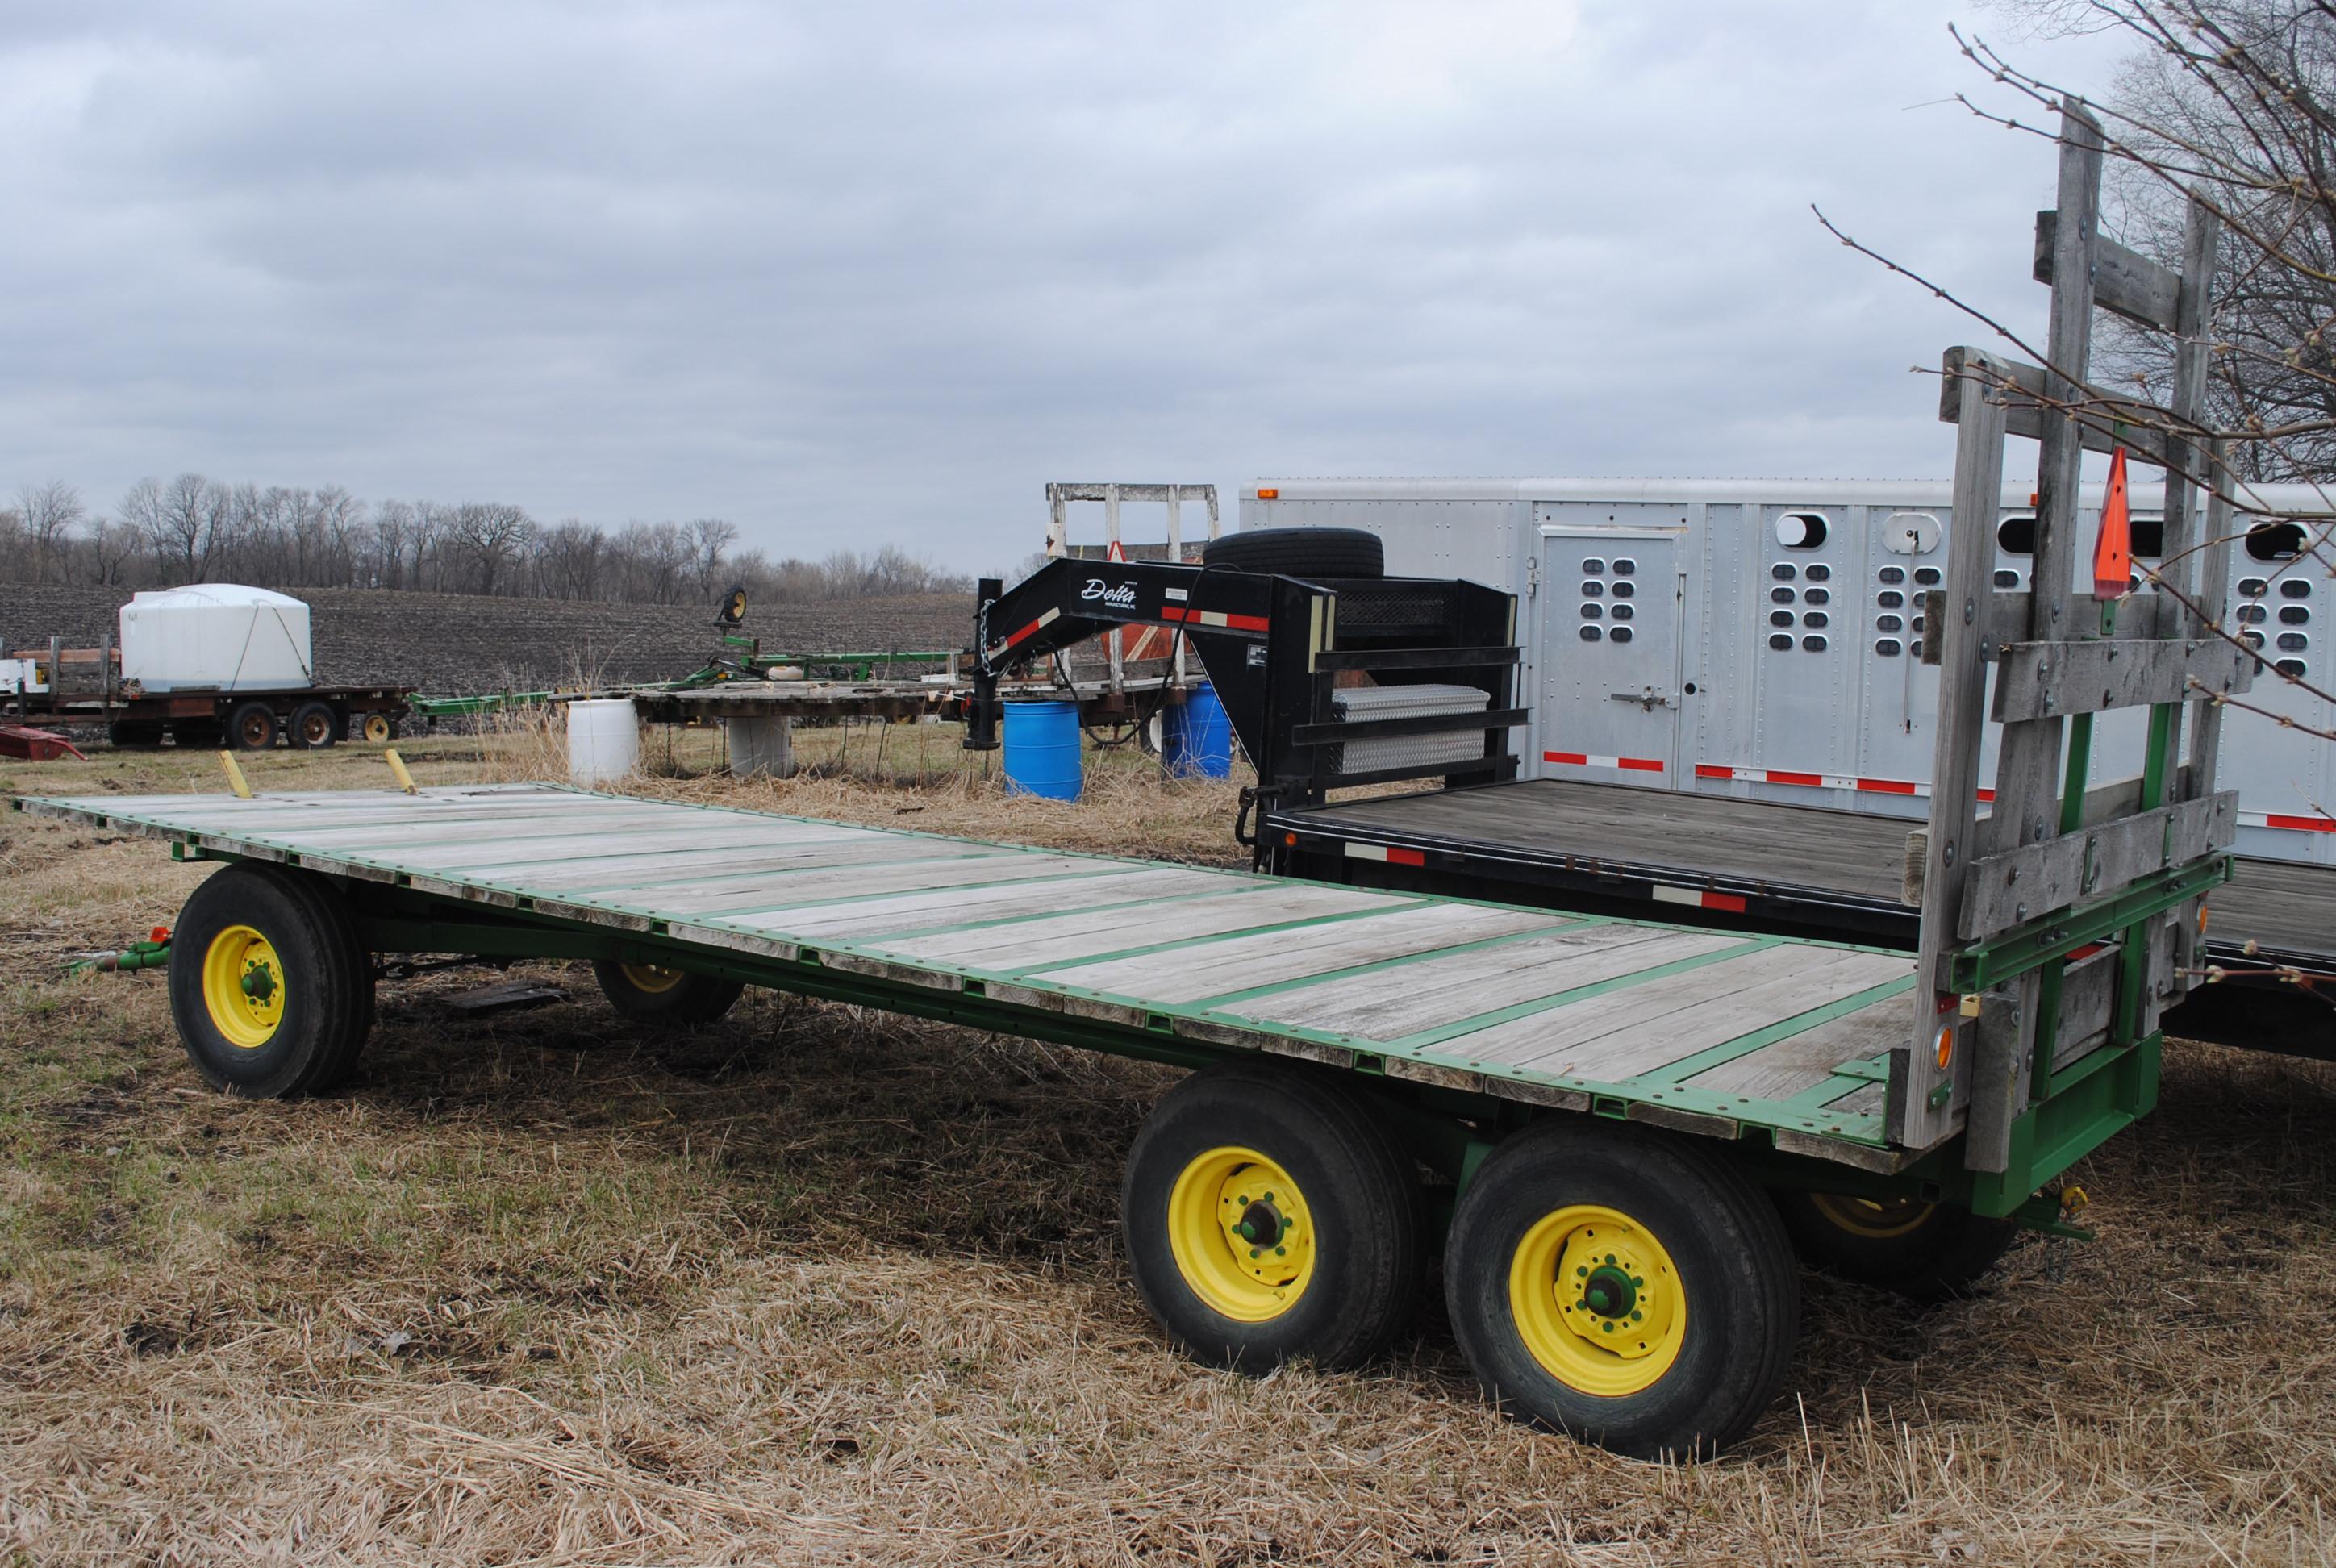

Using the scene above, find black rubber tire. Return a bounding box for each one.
[227,700,280,751]
[280,869,375,1092]
[289,701,340,750]
[1122,1060,1424,1373]
[591,959,745,1026]
[1445,1118,1800,1460]
[167,864,373,1099]
[1774,1191,2018,1300]
[1201,526,1384,579]
[106,720,165,749]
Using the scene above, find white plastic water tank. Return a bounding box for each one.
[119,585,315,694]
[567,699,642,783]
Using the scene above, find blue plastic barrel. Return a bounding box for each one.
[1003,699,1083,800]
[1162,682,1234,778]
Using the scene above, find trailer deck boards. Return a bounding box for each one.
[1268,778,2330,976]
[19,783,1918,1156]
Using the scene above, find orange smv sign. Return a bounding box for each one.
[2093,445,2134,600]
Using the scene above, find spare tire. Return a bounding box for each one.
[1202,527,1384,579]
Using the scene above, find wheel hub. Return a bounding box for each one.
[1579,1263,1637,1320]
[1218,1178,1311,1287]
[202,924,287,1051]
[1164,1145,1319,1321]
[1555,1226,1667,1354]
[1508,1203,1687,1396]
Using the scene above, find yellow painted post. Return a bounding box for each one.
[383,747,418,795]
[216,751,253,799]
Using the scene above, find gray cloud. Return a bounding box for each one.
[1,2,2129,569]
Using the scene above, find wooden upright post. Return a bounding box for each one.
[1895,353,2009,1148]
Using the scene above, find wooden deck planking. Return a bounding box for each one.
[867,886,1409,970]
[545,843,1037,903]
[1454,949,1910,1078]
[1299,780,1911,901]
[488,838,1013,893]
[1286,778,2330,967]
[389,827,842,874]
[1217,927,1748,1039]
[1682,1004,1904,1102]
[20,785,1924,1149]
[244,810,809,854]
[597,853,1128,916]
[728,869,1260,946]
[1037,903,1571,1006]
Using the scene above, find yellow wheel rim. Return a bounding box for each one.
[202,924,286,1051]
[619,962,686,995]
[1166,1146,1316,1322]
[361,714,390,744]
[1809,1192,1934,1241]
[1510,1203,1686,1398]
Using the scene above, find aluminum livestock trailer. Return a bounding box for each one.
[1240,477,2334,1049]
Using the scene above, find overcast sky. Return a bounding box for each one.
[1,2,2131,571]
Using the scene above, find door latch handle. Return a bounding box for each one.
[1609,690,1674,711]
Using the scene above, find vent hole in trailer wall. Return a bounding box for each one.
[1775,512,1829,548]
[1999,515,2038,553]
[2248,520,2309,560]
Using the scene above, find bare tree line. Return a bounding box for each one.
[0,473,973,607]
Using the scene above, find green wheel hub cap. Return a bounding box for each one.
[1580,1262,1640,1321]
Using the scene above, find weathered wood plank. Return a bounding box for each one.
[1683,1004,1903,1101]
[1899,346,2012,1148]
[1923,590,2180,662]
[651,857,1152,917]
[828,886,1401,963]
[1220,928,1746,1040]
[494,839,1015,892]
[1958,790,2238,939]
[1992,637,2255,721]
[728,868,1241,944]
[387,828,813,874]
[1465,950,1910,1079]
[2034,209,2182,332]
[1938,345,2178,467]
[1033,903,1568,1005]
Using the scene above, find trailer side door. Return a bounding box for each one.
[1535,528,1683,784]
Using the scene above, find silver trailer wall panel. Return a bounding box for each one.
[1244,479,2333,866]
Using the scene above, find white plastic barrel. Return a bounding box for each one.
[567,699,641,784]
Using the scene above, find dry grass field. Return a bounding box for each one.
[2,732,2334,1564]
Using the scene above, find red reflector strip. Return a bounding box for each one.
[1651,885,1747,913]
[994,607,1062,655]
[2249,811,2336,833]
[1341,842,1425,865]
[1162,605,1270,633]
[1696,764,1963,802]
[1545,751,1666,774]
[2067,943,2107,961]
